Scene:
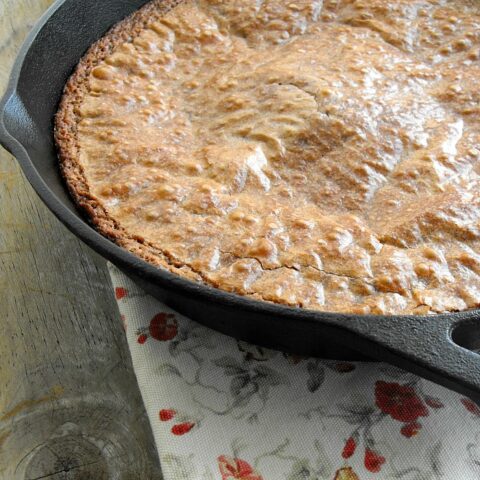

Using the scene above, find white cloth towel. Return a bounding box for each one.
[109,263,480,480]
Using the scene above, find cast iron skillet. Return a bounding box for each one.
[2,0,480,401]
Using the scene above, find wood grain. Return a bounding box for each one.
[0,1,163,478]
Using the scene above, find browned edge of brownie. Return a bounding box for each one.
[54,0,208,284]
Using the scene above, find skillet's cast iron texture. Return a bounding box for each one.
[1,0,480,402]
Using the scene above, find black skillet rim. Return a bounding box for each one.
[2,0,480,388]
[2,0,480,328]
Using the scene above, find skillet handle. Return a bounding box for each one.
[346,314,480,403]
[0,93,13,154]
[0,92,27,156]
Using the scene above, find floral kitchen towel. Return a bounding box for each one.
[109,263,480,480]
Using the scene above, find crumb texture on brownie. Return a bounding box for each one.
[56,0,480,315]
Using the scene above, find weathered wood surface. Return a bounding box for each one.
[0,1,163,478]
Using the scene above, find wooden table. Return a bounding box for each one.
[0,1,163,478]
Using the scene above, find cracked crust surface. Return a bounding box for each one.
[56,0,480,315]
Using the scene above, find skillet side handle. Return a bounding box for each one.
[0,94,12,154]
[0,97,11,153]
[349,314,480,403]
[0,92,26,156]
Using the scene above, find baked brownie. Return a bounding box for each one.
[56,0,480,314]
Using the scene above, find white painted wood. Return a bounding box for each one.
[0,1,163,478]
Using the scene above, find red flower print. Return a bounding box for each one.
[136,313,178,344]
[115,287,127,300]
[171,422,195,436]
[375,381,429,422]
[401,421,422,438]
[159,409,176,421]
[461,398,480,416]
[364,448,385,473]
[218,456,263,480]
[334,467,360,480]
[342,436,357,459]
[150,313,178,341]
[425,396,444,409]
[334,362,356,373]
